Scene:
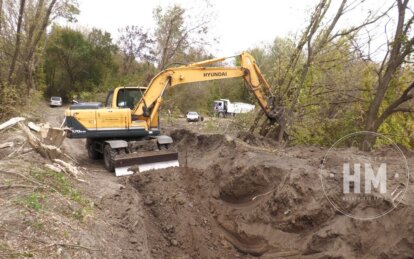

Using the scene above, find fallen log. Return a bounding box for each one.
[6,141,26,158]
[53,159,85,182]
[0,117,25,131]
[0,142,14,149]
[28,122,41,132]
[45,164,63,173]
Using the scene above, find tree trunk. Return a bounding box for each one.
[0,0,3,34]
[361,0,411,149]
[0,0,3,91]
[20,0,45,90]
[249,110,264,133]
[8,0,26,85]
[362,80,414,150]
[18,0,57,91]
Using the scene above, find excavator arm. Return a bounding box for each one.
[133,52,279,127]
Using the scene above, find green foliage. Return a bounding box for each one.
[30,168,89,206]
[57,0,80,23]
[376,73,414,148]
[27,167,93,222]
[112,59,157,87]
[0,86,20,119]
[250,36,383,146]
[250,34,414,149]
[229,112,256,132]
[44,26,118,100]
[19,193,43,211]
[0,0,79,119]
[153,4,187,69]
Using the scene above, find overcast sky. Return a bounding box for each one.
[70,0,392,57]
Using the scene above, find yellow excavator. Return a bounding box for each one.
[64,52,280,176]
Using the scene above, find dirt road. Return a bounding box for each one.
[1,103,414,258]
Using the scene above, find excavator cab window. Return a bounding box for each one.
[116,89,143,109]
[105,90,114,107]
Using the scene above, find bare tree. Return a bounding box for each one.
[153,3,213,70]
[117,25,154,75]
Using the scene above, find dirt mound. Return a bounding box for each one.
[122,129,414,258]
[170,128,236,154]
[237,131,279,149]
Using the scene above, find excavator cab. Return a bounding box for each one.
[105,86,146,109]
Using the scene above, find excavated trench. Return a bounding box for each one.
[125,129,414,258]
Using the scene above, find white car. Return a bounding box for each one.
[186,111,201,122]
[50,96,63,107]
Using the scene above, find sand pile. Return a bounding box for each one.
[124,129,414,258]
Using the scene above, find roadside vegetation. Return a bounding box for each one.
[0,157,95,257]
[0,0,413,148]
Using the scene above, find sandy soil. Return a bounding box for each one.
[126,129,414,258]
[1,103,414,258]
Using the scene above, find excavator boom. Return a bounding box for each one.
[134,52,278,129]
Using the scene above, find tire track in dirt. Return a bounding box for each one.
[40,103,154,257]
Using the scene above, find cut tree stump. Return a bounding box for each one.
[17,121,85,182]
[40,127,66,147]
[18,122,63,160]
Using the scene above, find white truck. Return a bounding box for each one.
[213,99,255,117]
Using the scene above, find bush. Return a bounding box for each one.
[0,86,21,120]
[228,112,256,132]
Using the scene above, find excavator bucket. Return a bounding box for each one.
[114,150,179,176]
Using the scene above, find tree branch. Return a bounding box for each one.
[328,3,395,42]
[374,81,414,129]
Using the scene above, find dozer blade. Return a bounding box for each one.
[114,150,179,176]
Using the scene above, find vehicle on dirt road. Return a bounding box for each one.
[213,99,255,117]
[64,53,280,175]
[50,96,62,107]
[186,111,201,122]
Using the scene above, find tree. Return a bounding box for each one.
[44,26,117,99]
[117,25,154,75]
[0,0,79,118]
[153,4,212,70]
[18,0,77,92]
[250,0,391,144]
[360,0,414,149]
